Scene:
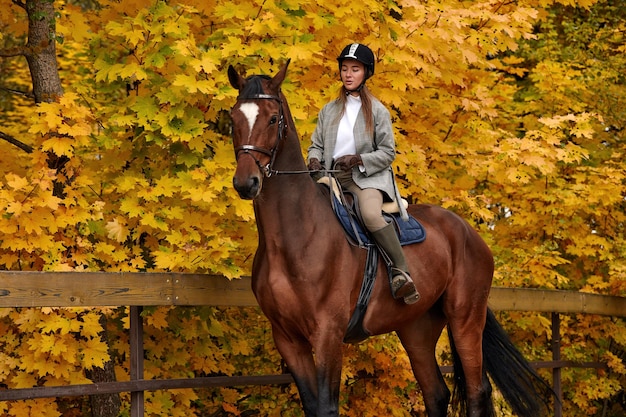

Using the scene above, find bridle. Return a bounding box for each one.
[232,92,342,176]
[233,93,286,177]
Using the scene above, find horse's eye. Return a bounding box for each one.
[269,115,278,125]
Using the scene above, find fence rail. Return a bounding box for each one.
[0,272,624,417]
[1,271,625,315]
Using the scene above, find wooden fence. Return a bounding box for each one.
[0,271,624,417]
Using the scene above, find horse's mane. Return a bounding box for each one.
[238,75,271,99]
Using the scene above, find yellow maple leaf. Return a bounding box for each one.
[94,242,116,257]
[153,175,178,197]
[79,312,105,339]
[37,333,68,357]
[222,402,240,414]
[172,74,201,93]
[81,337,110,368]
[106,218,130,242]
[192,50,219,74]
[5,200,24,216]
[38,191,62,210]
[41,135,74,157]
[41,105,63,130]
[67,371,91,385]
[39,315,73,335]
[34,358,59,377]
[5,173,29,190]
[59,120,93,137]
[115,174,149,192]
[21,214,44,234]
[23,398,60,417]
[215,3,251,19]
[140,212,169,231]
[58,5,93,43]
[10,370,38,388]
[153,250,184,270]
[119,198,145,217]
[230,339,251,355]
[145,307,170,329]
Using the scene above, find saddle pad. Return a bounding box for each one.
[332,193,426,246]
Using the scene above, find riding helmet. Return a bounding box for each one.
[337,43,375,79]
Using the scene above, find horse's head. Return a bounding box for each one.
[228,60,290,199]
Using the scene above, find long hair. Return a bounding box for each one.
[336,84,375,135]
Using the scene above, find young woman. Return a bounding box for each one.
[307,43,419,305]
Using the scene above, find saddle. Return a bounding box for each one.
[317,176,426,247]
[317,176,426,344]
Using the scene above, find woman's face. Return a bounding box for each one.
[340,59,366,94]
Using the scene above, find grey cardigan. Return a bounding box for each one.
[308,97,409,221]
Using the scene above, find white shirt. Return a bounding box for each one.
[333,94,362,160]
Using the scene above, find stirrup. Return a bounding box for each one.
[390,268,420,305]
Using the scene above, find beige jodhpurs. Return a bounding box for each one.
[336,171,388,232]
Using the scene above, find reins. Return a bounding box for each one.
[271,168,343,175]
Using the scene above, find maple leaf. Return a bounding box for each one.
[153,175,178,197]
[59,120,92,137]
[140,212,169,231]
[222,403,240,415]
[41,135,74,157]
[131,96,159,122]
[5,200,24,216]
[39,315,73,335]
[145,308,170,329]
[119,198,145,218]
[106,218,130,242]
[76,312,105,339]
[5,173,29,190]
[214,3,251,19]
[38,192,62,210]
[21,215,44,234]
[81,337,110,368]
[172,74,201,93]
[10,371,38,388]
[191,51,219,74]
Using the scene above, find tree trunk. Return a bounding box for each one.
[24,0,63,103]
[21,3,121,416]
[24,0,68,196]
[84,314,122,417]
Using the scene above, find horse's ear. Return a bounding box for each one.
[270,59,291,92]
[228,65,245,91]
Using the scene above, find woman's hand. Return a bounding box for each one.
[334,154,362,171]
[307,158,323,171]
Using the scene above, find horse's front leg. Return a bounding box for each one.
[314,342,343,416]
[273,325,345,417]
[272,327,320,416]
[304,321,344,417]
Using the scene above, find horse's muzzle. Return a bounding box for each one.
[233,175,261,200]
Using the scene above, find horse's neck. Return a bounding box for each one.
[254,130,333,249]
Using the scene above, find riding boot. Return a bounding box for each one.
[371,223,420,305]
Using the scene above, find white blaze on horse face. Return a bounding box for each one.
[238,102,259,139]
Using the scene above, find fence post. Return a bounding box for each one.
[552,312,562,417]
[130,306,144,417]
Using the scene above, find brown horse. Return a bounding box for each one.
[227,60,551,417]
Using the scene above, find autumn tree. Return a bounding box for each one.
[0,1,123,416]
[484,1,626,414]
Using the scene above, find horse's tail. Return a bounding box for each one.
[450,308,554,417]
